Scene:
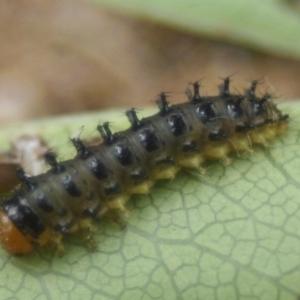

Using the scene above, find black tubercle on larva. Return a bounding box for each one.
[35,193,54,213]
[112,143,135,166]
[88,157,109,180]
[226,97,244,119]
[138,129,161,152]
[166,114,188,137]
[62,175,81,197]
[196,102,217,124]
[0,78,288,248]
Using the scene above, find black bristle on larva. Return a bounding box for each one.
[157,93,171,115]
[71,138,91,159]
[44,151,65,174]
[247,80,259,97]
[221,77,231,97]
[97,122,115,145]
[189,81,202,103]
[0,77,289,255]
[126,108,144,130]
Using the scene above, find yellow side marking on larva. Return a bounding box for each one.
[277,121,288,134]
[78,218,96,230]
[178,155,204,169]
[230,135,252,153]
[152,166,180,180]
[203,142,231,160]
[249,131,268,147]
[263,125,276,140]
[108,196,131,216]
[131,180,154,194]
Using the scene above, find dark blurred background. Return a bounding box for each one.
[0,0,300,124]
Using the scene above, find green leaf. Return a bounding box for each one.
[0,103,299,300]
[87,0,300,59]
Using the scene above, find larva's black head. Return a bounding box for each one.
[2,195,45,238]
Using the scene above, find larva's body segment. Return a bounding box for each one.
[0,78,288,255]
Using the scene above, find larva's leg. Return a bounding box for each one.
[107,196,131,217]
[198,165,206,175]
[222,156,232,165]
[106,210,127,230]
[48,232,65,256]
[77,218,98,250]
[84,233,97,251]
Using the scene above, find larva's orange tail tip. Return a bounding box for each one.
[0,209,33,255]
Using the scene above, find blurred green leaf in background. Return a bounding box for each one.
[90,0,300,59]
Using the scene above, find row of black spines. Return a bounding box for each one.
[1,78,288,237]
